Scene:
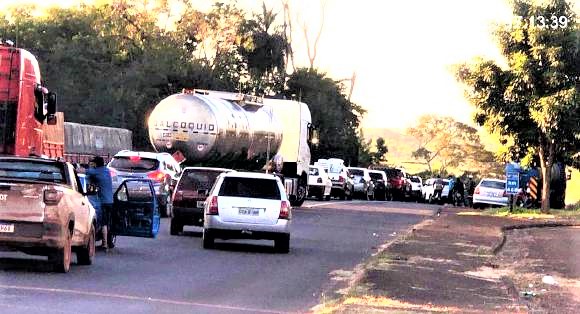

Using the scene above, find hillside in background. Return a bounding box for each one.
[362,128,425,174]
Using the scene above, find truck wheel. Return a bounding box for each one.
[170,218,182,236]
[290,183,307,207]
[77,225,95,265]
[51,230,72,273]
[202,230,214,249]
[274,234,290,253]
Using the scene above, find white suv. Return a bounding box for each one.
[108,150,181,217]
[203,172,292,253]
[308,165,332,201]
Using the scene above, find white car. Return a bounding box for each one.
[422,178,450,204]
[308,165,332,201]
[409,176,423,200]
[203,172,292,253]
[346,167,375,200]
[473,178,508,208]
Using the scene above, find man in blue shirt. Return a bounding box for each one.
[86,156,114,250]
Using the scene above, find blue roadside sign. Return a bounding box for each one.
[505,162,520,195]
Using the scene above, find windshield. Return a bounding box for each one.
[309,167,319,176]
[177,169,227,191]
[329,164,343,174]
[219,177,281,200]
[410,177,421,183]
[369,172,384,180]
[480,180,506,190]
[0,160,66,183]
[109,156,159,172]
[349,169,364,177]
[385,169,403,178]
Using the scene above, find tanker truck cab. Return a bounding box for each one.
[0,43,58,157]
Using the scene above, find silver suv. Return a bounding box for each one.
[108,150,181,217]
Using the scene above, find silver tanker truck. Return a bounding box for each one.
[147,89,314,207]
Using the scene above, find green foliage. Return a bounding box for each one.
[0,1,364,160]
[285,68,365,166]
[407,115,501,176]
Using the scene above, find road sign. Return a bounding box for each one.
[506,172,519,194]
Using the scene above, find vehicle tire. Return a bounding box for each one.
[428,195,433,204]
[325,195,331,201]
[77,225,95,266]
[339,191,346,200]
[346,189,353,200]
[202,230,214,249]
[51,229,72,273]
[290,183,307,207]
[170,218,183,236]
[274,234,290,253]
[107,231,116,249]
[317,193,324,201]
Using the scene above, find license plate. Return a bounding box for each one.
[196,201,205,208]
[0,223,14,233]
[238,208,260,216]
[174,133,189,141]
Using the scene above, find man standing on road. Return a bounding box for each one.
[86,156,113,250]
[433,175,444,201]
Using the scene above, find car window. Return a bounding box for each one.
[219,177,281,200]
[410,177,421,183]
[109,156,159,171]
[309,167,319,176]
[480,180,505,189]
[369,172,383,180]
[178,169,226,191]
[349,169,364,176]
[329,164,343,174]
[0,160,66,183]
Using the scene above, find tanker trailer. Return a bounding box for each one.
[148,89,313,206]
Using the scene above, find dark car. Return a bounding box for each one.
[170,167,234,235]
[368,169,389,201]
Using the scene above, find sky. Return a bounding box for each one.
[1,0,528,130]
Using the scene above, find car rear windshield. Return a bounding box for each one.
[385,169,403,177]
[219,177,281,200]
[309,167,319,176]
[178,169,226,191]
[410,177,421,183]
[480,180,505,189]
[369,172,383,180]
[349,169,364,176]
[329,164,343,174]
[109,156,159,172]
[0,160,66,183]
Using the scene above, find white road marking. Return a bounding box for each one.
[0,285,296,314]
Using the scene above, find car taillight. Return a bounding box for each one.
[474,187,480,195]
[317,177,323,183]
[148,170,165,182]
[44,189,63,205]
[207,196,219,215]
[174,191,183,202]
[279,201,290,219]
[339,176,344,183]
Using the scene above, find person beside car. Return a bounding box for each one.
[86,156,113,250]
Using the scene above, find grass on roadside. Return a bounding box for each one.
[457,206,580,220]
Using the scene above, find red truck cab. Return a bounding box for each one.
[0,41,58,157]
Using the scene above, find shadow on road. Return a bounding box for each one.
[0,257,55,273]
[179,230,203,238]
[211,241,280,254]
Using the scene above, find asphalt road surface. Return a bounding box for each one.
[0,200,438,314]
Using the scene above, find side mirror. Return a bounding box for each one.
[47,92,57,115]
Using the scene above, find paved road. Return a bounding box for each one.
[0,200,437,314]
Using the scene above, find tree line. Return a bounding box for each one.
[0,0,366,165]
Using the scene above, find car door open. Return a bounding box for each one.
[112,179,160,238]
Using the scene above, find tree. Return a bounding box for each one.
[455,0,579,212]
[285,68,365,165]
[407,115,500,175]
[373,137,389,164]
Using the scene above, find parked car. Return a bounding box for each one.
[0,157,96,272]
[327,158,353,200]
[368,170,389,201]
[202,172,292,253]
[346,167,375,200]
[384,168,412,201]
[308,165,332,201]
[473,178,508,209]
[409,176,423,201]
[170,167,234,235]
[422,178,450,204]
[108,150,181,217]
